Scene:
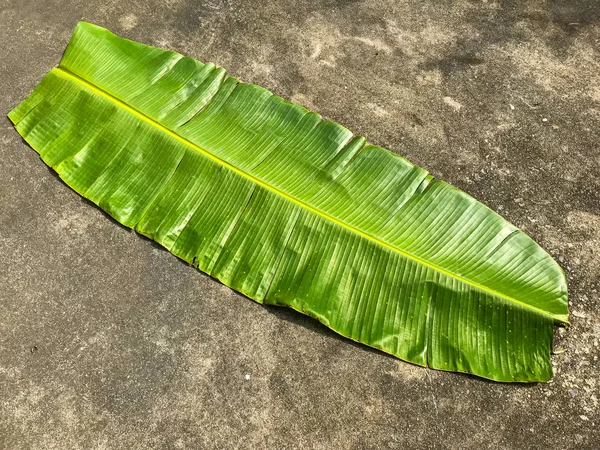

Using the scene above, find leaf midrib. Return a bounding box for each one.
[53,66,565,323]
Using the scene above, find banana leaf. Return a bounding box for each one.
[8,22,568,382]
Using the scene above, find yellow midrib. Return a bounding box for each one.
[54,65,566,323]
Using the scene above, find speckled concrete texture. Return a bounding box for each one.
[1,1,599,449]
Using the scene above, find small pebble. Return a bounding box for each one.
[245,374,251,381]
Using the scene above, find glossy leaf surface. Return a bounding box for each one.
[9,22,568,382]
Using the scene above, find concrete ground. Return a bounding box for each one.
[1,0,599,448]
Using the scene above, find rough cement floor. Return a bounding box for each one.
[1,1,599,449]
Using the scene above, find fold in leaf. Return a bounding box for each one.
[9,22,568,382]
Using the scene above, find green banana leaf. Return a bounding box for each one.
[9,22,568,382]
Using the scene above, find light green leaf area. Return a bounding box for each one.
[9,22,568,382]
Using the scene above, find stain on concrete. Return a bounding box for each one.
[118,14,138,31]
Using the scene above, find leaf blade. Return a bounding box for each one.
[9,22,568,381]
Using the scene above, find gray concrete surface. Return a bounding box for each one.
[1,1,599,448]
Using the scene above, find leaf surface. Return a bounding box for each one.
[9,22,568,382]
